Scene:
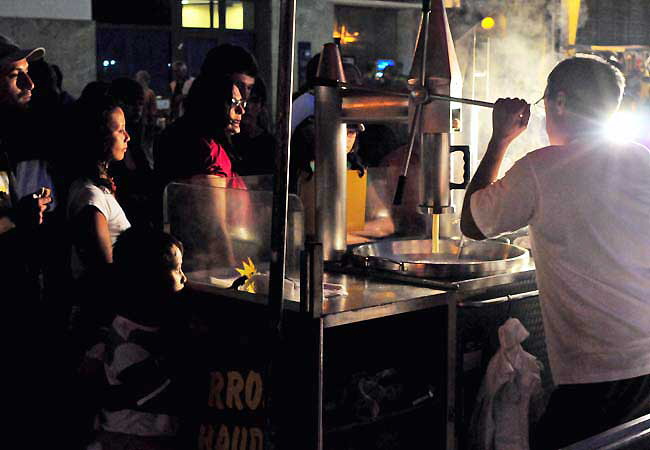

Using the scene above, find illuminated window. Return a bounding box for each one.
[182,0,213,28]
[181,0,252,30]
[226,1,244,30]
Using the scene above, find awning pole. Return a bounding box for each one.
[269,0,296,336]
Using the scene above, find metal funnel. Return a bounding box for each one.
[409,0,462,120]
[317,42,347,83]
[408,0,463,215]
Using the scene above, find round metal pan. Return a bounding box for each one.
[348,238,530,280]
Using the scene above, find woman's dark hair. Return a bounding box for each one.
[200,43,259,79]
[184,74,242,167]
[68,95,121,190]
[108,77,145,120]
[185,74,235,134]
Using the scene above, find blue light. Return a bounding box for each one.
[376,59,395,71]
[110,60,116,66]
[102,60,109,67]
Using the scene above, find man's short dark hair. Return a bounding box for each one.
[201,43,258,78]
[546,55,625,122]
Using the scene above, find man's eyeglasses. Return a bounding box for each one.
[231,98,247,109]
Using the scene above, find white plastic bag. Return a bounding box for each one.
[470,318,545,450]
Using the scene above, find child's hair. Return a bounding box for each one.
[113,227,183,280]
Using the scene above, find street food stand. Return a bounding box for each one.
[165,182,546,450]
[163,1,551,449]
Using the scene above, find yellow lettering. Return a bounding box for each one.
[208,372,225,409]
[245,371,263,411]
[198,424,214,450]
[216,424,230,450]
[231,425,248,450]
[226,371,245,410]
[249,427,263,450]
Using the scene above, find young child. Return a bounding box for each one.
[84,227,190,450]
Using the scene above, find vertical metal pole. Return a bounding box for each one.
[470,28,479,175]
[313,318,324,450]
[267,0,295,448]
[269,0,296,337]
[446,294,458,450]
[485,37,491,100]
[314,84,347,261]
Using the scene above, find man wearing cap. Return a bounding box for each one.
[0,36,78,448]
[0,36,52,294]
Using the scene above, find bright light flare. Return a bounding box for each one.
[603,111,646,142]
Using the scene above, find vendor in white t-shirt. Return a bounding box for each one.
[460,56,650,449]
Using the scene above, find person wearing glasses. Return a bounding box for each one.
[155,74,247,196]
[154,74,248,267]
[461,56,650,448]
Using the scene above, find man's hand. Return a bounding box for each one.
[461,98,530,240]
[17,187,52,229]
[492,98,530,144]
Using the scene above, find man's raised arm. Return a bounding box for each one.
[460,98,530,240]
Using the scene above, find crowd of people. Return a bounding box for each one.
[5,26,649,449]
[0,33,283,449]
[0,30,401,448]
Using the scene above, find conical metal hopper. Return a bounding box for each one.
[408,0,464,215]
[409,0,462,133]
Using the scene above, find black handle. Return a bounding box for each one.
[422,0,431,12]
[393,175,408,206]
[450,145,471,189]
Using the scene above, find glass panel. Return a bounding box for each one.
[163,178,305,299]
[349,166,426,240]
[225,1,244,30]
[182,0,211,28]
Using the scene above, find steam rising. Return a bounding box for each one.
[452,0,587,174]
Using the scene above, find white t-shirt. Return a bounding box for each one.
[15,159,57,210]
[291,92,314,135]
[67,178,131,277]
[471,138,650,385]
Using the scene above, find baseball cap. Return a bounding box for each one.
[0,35,45,67]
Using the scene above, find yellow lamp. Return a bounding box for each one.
[481,16,496,30]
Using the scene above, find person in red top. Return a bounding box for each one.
[154,74,247,268]
[154,74,246,192]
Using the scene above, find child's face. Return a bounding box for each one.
[166,244,187,293]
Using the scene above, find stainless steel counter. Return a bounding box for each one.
[188,262,536,328]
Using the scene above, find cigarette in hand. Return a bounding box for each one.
[32,187,51,199]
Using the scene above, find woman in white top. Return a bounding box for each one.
[67,97,131,277]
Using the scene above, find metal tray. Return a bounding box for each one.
[348,238,530,280]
